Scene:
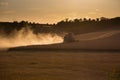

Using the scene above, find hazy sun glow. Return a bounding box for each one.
[0,0,120,23]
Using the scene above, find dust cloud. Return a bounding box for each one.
[0,26,63,50]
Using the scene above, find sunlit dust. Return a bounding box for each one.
[0,26,63,49]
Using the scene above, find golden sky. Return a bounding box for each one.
[0,0,120,23]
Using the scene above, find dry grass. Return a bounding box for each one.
[0,51,120,80]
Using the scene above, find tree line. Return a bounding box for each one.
[0,17,120,36]
[55,17,120,33]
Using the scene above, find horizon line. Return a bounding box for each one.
[0,16,120,24]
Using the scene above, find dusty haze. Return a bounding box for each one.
[0,26,63,50]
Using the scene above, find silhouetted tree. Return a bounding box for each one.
[55,17,120,34]
[0,17,120,35]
